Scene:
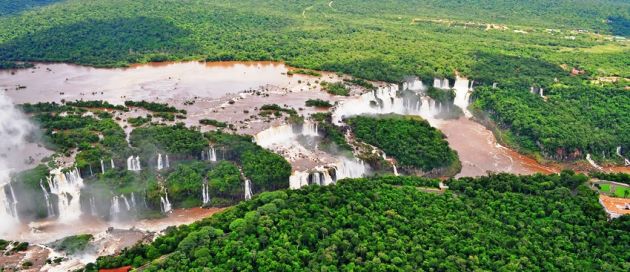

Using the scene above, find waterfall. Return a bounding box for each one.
[302,122,320,137]
[90,197,97,216]
[165,155,170,168]
[127,156,142,171]
[160,195,172,213]
[209,147,217,162]
[334,157,367,180]
[110,159,115,169]
[89,165,93,176]
[47,168,84,222]
[586,154,603,171]
[403,77,425,91]
[0,183,19,226]
[393,164,399,176]
[109,196,120,218]
[433,78,450,89]
[332,83,443,124]
[157,154,163,170]
[121,194,131,211]
[100,160,105,173]
[160,184,172,213]
[131,192,137,209]
[254,124,296,148]
[244,179,253,200]
[39,179,55,217]
[492,83,498,89]
[453,76,472,117]
[289,171,310,189]
[616,146,630,166]
[202,183,210,204]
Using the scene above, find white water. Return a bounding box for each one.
[0,93,35,232]
[402,77,426,91]
[244,179,253,200]
[453,76,473,117]
[433,78,450,89]
[302,122,319,137]
[157,154,164,170]
[209,147,217,162]
[289,157,367,189]
[254,124,296,147]
[332,83,442,125]
[90,197,98,216]
[110,196,121,218]
[40,179,55,217]
[165,155,170,168]
[202,183,210,204]
[160,183,172,213]
[47,168,84,222]
[110,159,115,169]
[127,156,142,171]
[586,154,604,171]
[616,146,630,166]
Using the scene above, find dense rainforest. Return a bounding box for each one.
[94,173,630,271]
[1,0,629,163]
[346,115,460,176]
[471,85,630,162]
[10,101,292,221]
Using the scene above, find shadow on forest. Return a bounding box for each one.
[0,0,63,16]
[469,51,567,88]
[0,17,201,66]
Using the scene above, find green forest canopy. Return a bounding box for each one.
[95,173,630,271]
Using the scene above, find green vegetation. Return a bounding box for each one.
[199,118,227,128]
[127,116,151,127]
[471,85,630,161]
[347,115,460,175]
[304,99,332,108]
[320,81,350,96]
[344,78,376,90]
[49,234,94,255]
[95,173,630,271]
[310,112,352,152]
[205,131,292,192]
[130,123,206,155]
[592,172,630,185]
[66,100,128,111]
[125,100,185,114]
[287,69,321,77]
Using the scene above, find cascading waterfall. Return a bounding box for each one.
[453,76,473,117]
[127,156,141,171]
[202,182,210,204]
[0,93,35,231]
[109,196,120,218]
[157,154,164,170]
[165,155,170,168]
[209,147,217,162]
[160,183,172,213]
[433,78,450,89]
[586,154,603,171]
[0,183,19,225]
[402,77,426,91]
[39,179,55,217]
[244,179,253,200]
[131,192,137,209]
[383,153,399,176]
[47,168,84,222]
[121,194,131,211]
[302,121,319,137]
[253,124,296,148]
[110,159,115,169]
[100,160,105,173]
[332,83,442,124]
[90,197,97,216]
[289,157,367,189]
[616,146,630,166]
